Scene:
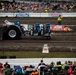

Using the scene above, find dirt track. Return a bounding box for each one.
[0,17,76,25]
[0,17,76,52]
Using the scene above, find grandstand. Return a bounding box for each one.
[0,0,76,13]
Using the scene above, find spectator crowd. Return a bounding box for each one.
[0,1,76,13]
[0,60,76,75]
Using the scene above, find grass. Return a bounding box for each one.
[0,51,76,58]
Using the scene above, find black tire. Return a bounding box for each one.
[4,26,21,39]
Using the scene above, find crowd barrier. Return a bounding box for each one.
[0,58,76,67]
[0,12,76,17]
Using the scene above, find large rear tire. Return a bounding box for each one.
[4,26,21,39]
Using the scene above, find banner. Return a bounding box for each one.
[15,13,29,17]
[0,12,76,17]
[50,25,64,31]
[49,13,62,17]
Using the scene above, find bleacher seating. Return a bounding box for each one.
[0,1,76,13]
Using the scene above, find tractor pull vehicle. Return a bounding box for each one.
[0,20,25,40]
[0,20,51,40]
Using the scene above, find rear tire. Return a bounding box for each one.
[4,26,21,39]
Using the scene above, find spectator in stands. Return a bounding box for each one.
[0,1,76,13]
[73,67,76,75]
[67,61,73,67]
[1,60,76,75]
[30,68,38,75]
[49,61,55,70]
[0,62,3,68]
[64,61,68,66]
[44,68,52,75]
[0,62,5,75]
[38,60,46,66]
[44,64,50,71]
[0,67,5,75]
[50,62,55,67]
[57,15,62,25]
[73,61,76,66]
[4,62,10,68]
[37,59,46,75]
[3,62,13,75]
[45,5,50,12]
[56,61,64,71]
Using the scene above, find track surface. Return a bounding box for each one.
[0,17,76,52]
[0,17,76,25]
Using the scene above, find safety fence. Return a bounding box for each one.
[0,12,76,17]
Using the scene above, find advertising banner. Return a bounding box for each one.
[49,13,62,17]
[50,25,64,31]
[15,13,29,17]
[0,12,76,17]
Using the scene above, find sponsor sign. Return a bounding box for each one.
[50,25,64,31]
[49,13,62,17]
[0,13,76,17]
[15,13,29,17]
